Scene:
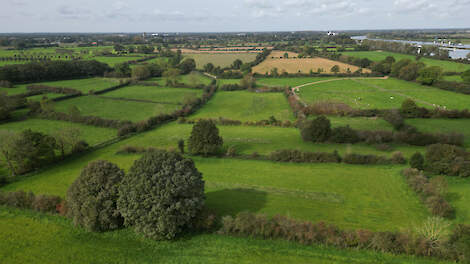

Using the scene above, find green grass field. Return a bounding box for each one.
[406,118,470,148]
[185,53,258,68]
[342,51,470,72]
[93,56,143,66]
[443,75,463,82]
[102,85,203,104]
[0,119,116,146]
[145,72,214,86]
[0,207,448,264]
[297,78,470,110]
[190,91,295,121]
[53,95,179,122]
[37,78,123,93]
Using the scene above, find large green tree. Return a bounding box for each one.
[117,150,205,240]
[67,160,125,232]
[188,120,223,156]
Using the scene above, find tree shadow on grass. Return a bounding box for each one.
[205,188,268,217]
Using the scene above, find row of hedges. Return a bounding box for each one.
[343,152,406,165]
[0,190,63,214]
[219,212,470,261]
[36,109,133,129]
[402,168,455,218]
[178,116,297,128]
[302,116,465,147]
[27,84,82,95]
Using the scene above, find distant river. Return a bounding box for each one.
[351,36,470,59]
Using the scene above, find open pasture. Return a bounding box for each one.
[184,53,258,68]
[190,90,295,121]
[298,78,470,110]
[0,208,447,264]
[406,118,470,148]
[342,51,470,72]
[0,118,116,146]
[52,95,179,122]
[145,72,213,86]
[102,85,203,104]
[252,57,370,75]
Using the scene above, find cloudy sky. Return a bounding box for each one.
[1,0,469,32]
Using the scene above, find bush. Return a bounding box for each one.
[410,152,425,170]
[383,110,404,130]
[0,190,61,213]
[188,120,223,156]
[401,99,425,118]
[448,224,470,262]
[268,149,341,163]
[300,116,331,142]
[66,160,125,232]
[330,125,359,143]
[425,144,469,176]
[117,150,205,240]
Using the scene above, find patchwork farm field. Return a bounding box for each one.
[53,95,179,122]
[190,90,295,121]
[184,53,258,68]
[297,78,470,110]
[145,72,213,86]
[0,118,116,146]
[342,51,470,72]
[253,57,370,75]
[102,85,203,104]
[93,56,144,66]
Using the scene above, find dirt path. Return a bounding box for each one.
[203,72,217,79]
[292,76,389,92]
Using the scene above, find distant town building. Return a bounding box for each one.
[327,31,337,36]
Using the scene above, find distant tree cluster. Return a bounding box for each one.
[0,60,110,83]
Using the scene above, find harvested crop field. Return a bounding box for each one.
[253,57,370,75]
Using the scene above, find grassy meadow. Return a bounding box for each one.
[297,78,470,110]
[52,95,179,122]
[102,85,203,104]
[0,207,449,264]
[190,90,295,121]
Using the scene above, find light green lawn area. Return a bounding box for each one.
[93,56,143,66]
[359,78,470,110]
[190,91,295,121]
[145,73,214,86]
[53,95,179,122]
[342,51,470,72]
[298,78,470,110]
[185,53,258,68]
[0,118,116,146]
[443,75,463,82]
[313,116,394,131]
[0,207,448,264]
[27,93,64,101]
[102,85,203,104]
[0,86,28,95]
[37,78,122,93]
[298,79,402,109]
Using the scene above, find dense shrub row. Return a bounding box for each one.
[400,98,470,119]
[27,84,82,95]
[301,116,464,147]
[37,109,133,129]
[343,152,406,165]
[179,116,297,128]
[219,212,470,261]
[402,168,455,218]
[0,190,62,214]
[0,60,110,83]
[268,149,341,163]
